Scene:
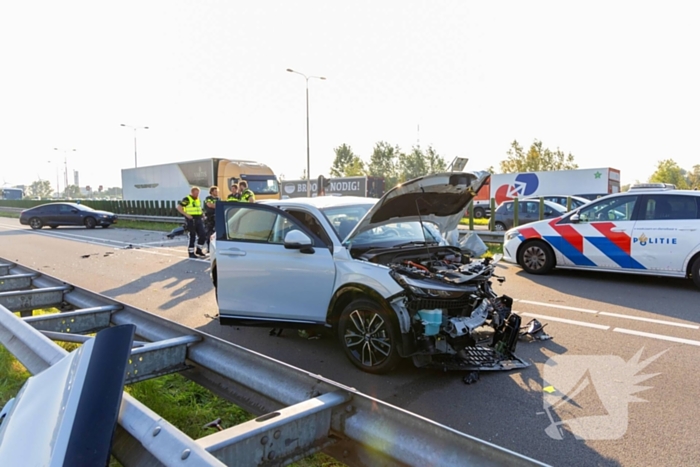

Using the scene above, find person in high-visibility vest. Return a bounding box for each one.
[176,186,207,259]
[203,186,219,253]
[239,181,255,203]
[227,183,241,201]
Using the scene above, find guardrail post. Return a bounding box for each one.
[513,197,519,228]
[489,198,496,231]
[539,197,545,220]
[467,200,474,230]
[566,196,572,212]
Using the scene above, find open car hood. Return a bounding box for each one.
[345,171,490,241]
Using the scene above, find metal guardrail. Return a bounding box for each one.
[0,259,547,467]
[460,230,505,244]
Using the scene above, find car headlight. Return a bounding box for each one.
[408,285,465,299]
[505,229,520,241]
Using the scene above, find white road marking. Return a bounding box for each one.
[518,299,697,330]
[613,328,700,347]
[518,300,598,314]
[517,310,700,347]
[600,312,699,330]
[518,312,610,330]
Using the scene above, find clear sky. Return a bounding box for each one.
[2,1,698,192]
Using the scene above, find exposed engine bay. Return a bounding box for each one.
[359,245,530,372]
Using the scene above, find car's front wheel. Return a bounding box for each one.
[338,298,401,374]
[473,207,486,219]
[84,217,97,229]
[691,256,700,289]
[518,240,555,274]
[495,221,507,231]
[29,218,43,230]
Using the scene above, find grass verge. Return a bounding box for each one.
[0,309,344,467]
[459,217,489,226]
[482,243,504,258]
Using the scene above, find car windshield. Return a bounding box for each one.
[349,221,442,246]
[321,204,373,240]
[320,202,443,246]
[246,178,279,195]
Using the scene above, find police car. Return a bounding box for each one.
[502,184,700,289]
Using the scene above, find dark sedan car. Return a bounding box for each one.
[493,199,566,231]
[19,203,117,229]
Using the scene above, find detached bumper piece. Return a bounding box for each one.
[415,347,530,371]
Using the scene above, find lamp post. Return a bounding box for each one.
[120,124,149,168]
[53,148,76,197]
[286,68,326,197]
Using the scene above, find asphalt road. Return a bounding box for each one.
[1,217,698,466]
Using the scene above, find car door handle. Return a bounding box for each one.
[221,249,246,257]
[610,228,626,232]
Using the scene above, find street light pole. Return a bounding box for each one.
[120,124,149,168]
[53,148,76,197]
[286,68,326,197]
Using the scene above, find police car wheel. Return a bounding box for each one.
[518,240,555,274]
[691,257,700,289]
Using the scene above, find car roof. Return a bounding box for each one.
[28,202,73,208]
[500,199,566,209]
[620,189,700,195]
[522,194,590,201]
[260,196,378,209]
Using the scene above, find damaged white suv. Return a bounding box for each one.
[210,172,528,374]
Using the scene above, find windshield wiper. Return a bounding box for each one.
[393,240,439,248]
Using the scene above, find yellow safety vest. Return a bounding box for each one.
[183,195,203,216]
[240,189,254,202]
[227,194,240,201]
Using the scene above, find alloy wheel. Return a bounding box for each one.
[343,309,392,368]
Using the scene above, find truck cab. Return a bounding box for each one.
[218,160,280,201]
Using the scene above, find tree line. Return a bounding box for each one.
[327,142,448,188]
[20,180,123,199]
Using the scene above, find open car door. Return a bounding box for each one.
[215,202,336,327]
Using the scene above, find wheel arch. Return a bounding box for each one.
[686,250,700,279]
[327,284,395,330]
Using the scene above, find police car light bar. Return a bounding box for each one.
[628,183,676,190]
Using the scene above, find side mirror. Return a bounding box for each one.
[570,213,580,223]
[284,230,314,254]
[544,209,553,216]
[71,209,79,213]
